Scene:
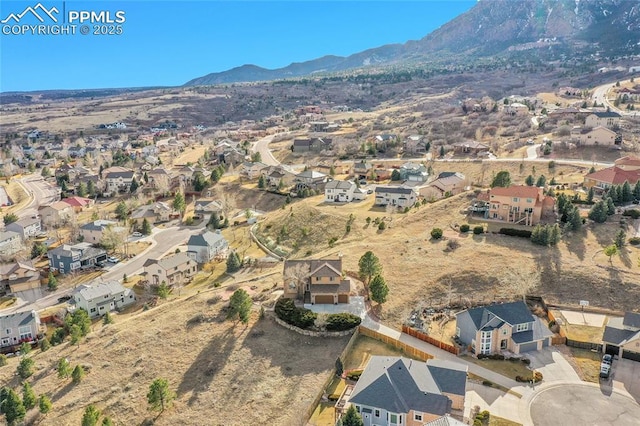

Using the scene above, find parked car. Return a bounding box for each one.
[132,232,142,237]
[599,364,611,379]
[602,354,613,366]
[107,256,119,263]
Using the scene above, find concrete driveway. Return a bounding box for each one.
[612,358,640,403]
[526,347,581,382]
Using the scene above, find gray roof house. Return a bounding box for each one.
[187,230,229,264]
[72,280,136,319]
[347,356,467,426]
[47,242,107,274]
[0,310,42,350]
[6,217,42,240]
[455,301,553,355]
[0,230,22,256]
[602,312,640,362]
[374,186,418,208]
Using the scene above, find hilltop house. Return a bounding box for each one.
[292,137,333,153]
[483,185,554,226]
[0,231,22,256]
[241,162,269,179]
[602,312,640,362]
[0,262,40,294]
[72,281,136,318]
[420,172,466,200]
[585,111,621,129]
[325,180,357,203]
[263,165,296,188]
[346,356,467,426]
[295,170,327,191]
[47,243,107,274]
[374,186,418,208]
[0,310,42,350]
[194,199,224,218]
[404,135,428,155]
[5,217,41,240]
[455,301,553,354]
[452,141,490,156]
[283,258,351,304]
[186,230,229,263]
[143,252,197,286]
[571,126,618,146]
[583,166,640,191]
[130,202,176,226]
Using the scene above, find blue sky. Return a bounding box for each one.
[0,1,475,92]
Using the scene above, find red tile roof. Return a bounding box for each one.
[615,156,640,167]
[585,167,640,185]
[489,185,542,199]
[62,196,93,208]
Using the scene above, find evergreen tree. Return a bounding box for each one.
[587,186,595,203]
[490,171,511,188]
[142,218,152,235]
[1,388,26,426]
[226,251,241,273]
[525,175,535,186]
[207,212,221,230]
[87,180,96,197]
[39,338,51,352]
[72,365,85,384]
[358,251,382,286]
[115,201,128,221]
[77,182,88,197]
[536,175,546,187]
[103,311,114,325]
[57,357,71,379]
[548,224,561,246]
[257,174,266,189]
[143,171,149,183]
[227,289,252,324]
[369,275,389,304]
[335,358,344,377]
[588,201,608,223]
[147,378,176,412]
[604,244,618,265]
[622,181,633,203]
[17,357,34,379]
[634,181,640,200]
[615,185,624,205]
[342,405,364,426]
[82,404,101,426]
[391,169,401,181]
[38,395,52,414]
[22,382,36,410]
[130,177,139,193]
[173,191,186,215]
[606,197,616,215]
[157,281,170,299]
[47,272,57,291]
[615,229,626,248]
[566,206,582,232]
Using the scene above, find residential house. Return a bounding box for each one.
[241,162,269,179]
[613,155,640,171]
[39,201,74,228]
[0,310,42,350]
[61,196,94,213]
[283,258,351,304]
[399,162,429,183]
[571,126,618,146]
[68,146,86,158]
[47,242,107,274]
[79,220,125,244]
[194,199,224,218]
[455,301,553,354]
[353,161,373,178]
[325,180,357,203]
[404,135,428,155]
[309,121,330,132]
[143,252,197,286]
[130,202,176,226]
[504,102,530,115]
[0,262,40,294]
[5,217,42,240]
[295,170,327,191]
[72,280,136,319]
[484,185,554,226]
[374,134,396,151]
[585,111,622,129]
[0,231,22,255]
[186,230,229,263]
[263,165,296,188]
[583,167,640,191]
[602,312,640,362]
[292,137,333,153]
[346,356,467,426]
[421,172,466,200]
[452,141,490,156]
[104,170,135,194]
[374,186,418,208]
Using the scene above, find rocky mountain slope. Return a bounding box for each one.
[185,0,640,86]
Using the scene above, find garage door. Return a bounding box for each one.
[542,338,549,348]
[605,344,620,356]
[338,294,349,304]
[622,350,640,362]
[519,342,539,353]
[314,295,334,304]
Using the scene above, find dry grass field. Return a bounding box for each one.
[0,290,349,426]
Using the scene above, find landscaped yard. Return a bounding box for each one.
[462,356,535,381]
[309,402,336,426]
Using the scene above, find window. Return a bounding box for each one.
[481,330,492,354]
[390,413,398,424]
[502,328,508,335]
[414,413,422,421]
[516,323,529,332]
[526,198,533,203]
[374,409,380,417]
[355,406,360,413]
[18,326,32,341]
[512,197,519,202]
[1,338,9,346]
[5,328,11,335]
[456,327,460,337]
[90,308,96,313]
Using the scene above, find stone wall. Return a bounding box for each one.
[272,315,355,337]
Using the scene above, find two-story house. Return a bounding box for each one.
[375,186,418,208]
[325,180,357,203]
[241,162,269,180]
[143,252,197,286]
[0,261,40,294]
[485,185,554,226]
[186,230,229,264]
[47,242,107,274]
[72,280,136,318]
[0,231,22,255]
[61,196,94,213]
[455,301,553,354]
[585,111,621,129]
[39,201,74,229]
[283,258,351,304]
[353,161,373,179]
[0,310,42,350]
[346,356,467,426]
[404,135,428,155]
[295,170,327,191]
[5,217,42,240]
[105,170,135,194]
[602,312,640,362]
[79,220,124,244]
[292,137,333,153]
[399,162,429,183]
[130,202,176,226]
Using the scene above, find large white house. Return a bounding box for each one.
[187,230,229,263]
[72,281,136,318]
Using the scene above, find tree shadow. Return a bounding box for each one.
[563,230,586,261]
[52,381,75,403]
[618,248,633,268]
[177,326,237,406]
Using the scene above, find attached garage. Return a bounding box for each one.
[519,341,539,353]
[542,338,550,348]
[337,294,349,304]
[604,344,620,356]
[622,350,640,362]
[313,295,334,304]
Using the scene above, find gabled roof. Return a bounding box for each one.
[453,141,489,149]
[105,170,134,179]
[461,301,534,331]
[41,200,73,211]
[284,258,343,278]
[325,180,355,190]
[7,217,40,228]
[0,261,36,276]
[0,230,20,242]
[62,196,93,208]
[296,170,326,179]
[603,318,638,345]
[623,312,640,329]
[74,280,128,302]
[585,166,640,185]
[489,185,541,199]
[143,252,192,270]
[375,186,415,195]
[349,356,466,416]
[187,230,228,248]
[310,262,342,277]
[615,156,640,167]
[590,111,622,118]
[79,220,118,231]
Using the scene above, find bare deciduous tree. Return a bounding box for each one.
[283,262,310,298]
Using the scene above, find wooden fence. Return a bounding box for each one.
[401,325,460,355]
[360,326,434,361]
[546,309,567,345]
[565,338,602,352]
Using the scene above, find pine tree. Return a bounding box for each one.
[47,272,57,291]
[130,177,139,193]
[77,182,88,197]
[615,229,626,248]
[22,382,36,410]
[257,174,266,189]
[147,378,176,412]
[525,175,535,186]
[142,218,152,235]
[227,289,252,324]
[207,212,221,230]
[358,251,382,286]
[57,357,71,379]
[38,395,52,414]
[536,175,546,187]
[115,201,128,221]
[587,186,595,203]
[82,404,101,426]
[490,171,511,188]
[173,191,186,215]
[72,365,85,384]
[1,388,26,425]
[226,251,241,273]
[369,274,389,304]
[588,201,608,223]
[634,181,640,200]
[335,358,344,377]
[606,197,616,215]
[342,405,364,426]
[103,311,114,325]
[622,181,633,203]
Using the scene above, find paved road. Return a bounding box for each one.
[252,132,290,166]
[16,175,60,219]
[526,143,541,160]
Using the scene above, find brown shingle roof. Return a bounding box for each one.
[489,185,541,199]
